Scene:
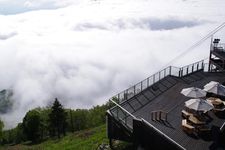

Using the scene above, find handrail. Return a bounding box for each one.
[220,122,225,132]
[108,60,206,130]
[142,118,186,150]
[179,60,203,70]
[110,99,136,119]
[111,60,204,103]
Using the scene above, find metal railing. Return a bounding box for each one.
[109,99,136,131]
[212,43,225,52]
[111,60,204,104]
[108,60,205,130]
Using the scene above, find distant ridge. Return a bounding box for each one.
[0,89,13,113]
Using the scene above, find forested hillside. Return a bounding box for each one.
[0,98,111,148]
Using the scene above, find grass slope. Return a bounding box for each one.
[2,124,108,150]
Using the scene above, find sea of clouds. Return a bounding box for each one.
[0,0,225,128]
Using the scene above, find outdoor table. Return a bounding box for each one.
[207,97,224,103]
[207,98,224,108]
[209,100,222,105]
[188,115,206,125]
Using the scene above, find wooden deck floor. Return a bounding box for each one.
[111,71,225,150]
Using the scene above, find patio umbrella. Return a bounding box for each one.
[181,87,206,98]
[185,98,214,112]
[204,81,225,96]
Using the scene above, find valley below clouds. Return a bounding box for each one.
[0,0,225,128]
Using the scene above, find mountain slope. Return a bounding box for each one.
[0,89,13,114]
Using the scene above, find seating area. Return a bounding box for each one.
[181,110,192,118]
[181,81,225,136]
[181,111,211,135]
[108,70,225,150]
[182,119,195,134]
[207,97,225,112]
[188,114,206,125]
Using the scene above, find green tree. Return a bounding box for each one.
[73,109,88,131]
[33,107,51,139]
[14,123,25,144]
[2,129,14,144]
[22,110,42,142]
[87,105,106,127]
[49,98,67,138]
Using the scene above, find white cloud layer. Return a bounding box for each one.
[0,0,225,128]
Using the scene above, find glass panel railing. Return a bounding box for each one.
[193,63,198,72]
[171,67,180,77]
[118,92,125,103]
[154,72,160,82]
[142,79,148,91]
[135,82,142,95]
[127,87,135,99]
[108,59,207,130]
[148,76,154,87]
[160,70,165,80]
[109,99,135,130]
[165,67,170,76]
[110,60,205,104]
[188,65,192,74]
[182,66,188,76]
[204,63,209,72]
[179,60,204,76]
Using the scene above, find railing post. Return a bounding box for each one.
[141,82,143,91]
[181,69,183,77]
[197,63,199,70]
[202,61,204,69]
[134,85,136,95]
[159,72,161,80]
[186,67,188,75]
[169,66,172,75]
[153,74,155,83]
[164,69,166,77]
[192,65,194,73]
[147,77,149,87]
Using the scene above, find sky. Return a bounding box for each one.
[0,0,225,129]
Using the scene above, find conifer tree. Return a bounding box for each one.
[48,98,67,138]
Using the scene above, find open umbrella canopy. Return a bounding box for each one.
[181,87,206,98]
[204,81,225,96]
[185,98,214,112]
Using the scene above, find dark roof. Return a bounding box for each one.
[110,71,225,150]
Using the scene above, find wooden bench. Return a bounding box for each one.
[181,110,192,119]
[182,119,195,134]
[151,111,168,121]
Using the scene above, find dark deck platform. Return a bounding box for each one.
[109,71,225,150]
